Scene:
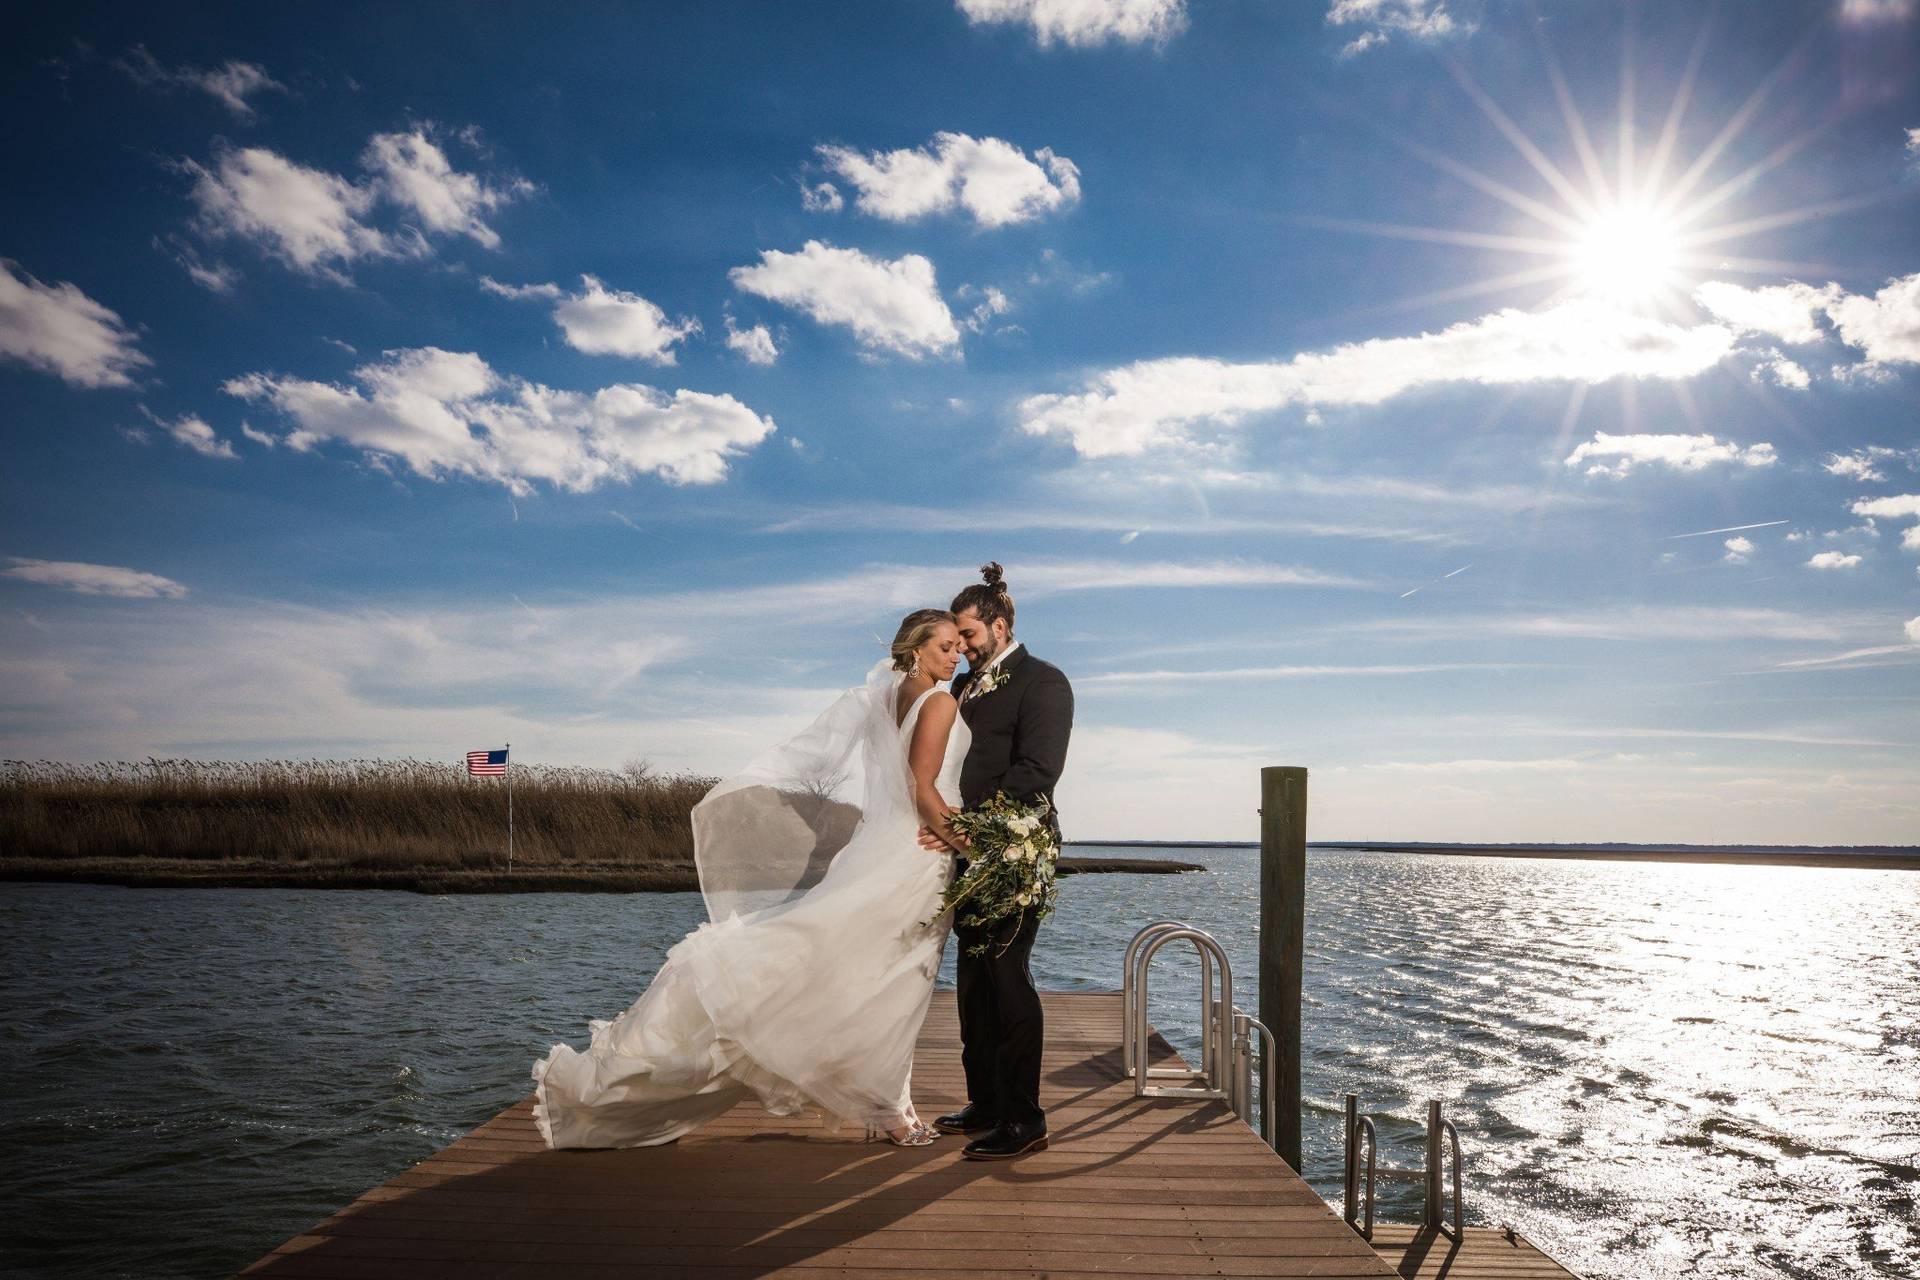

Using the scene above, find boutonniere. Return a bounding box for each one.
[973,668,1011,697]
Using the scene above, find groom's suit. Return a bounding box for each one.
[950,643,1073,1130]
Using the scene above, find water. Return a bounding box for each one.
[2,848,1916,1279]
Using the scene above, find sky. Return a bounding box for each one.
[2,0,1918,844]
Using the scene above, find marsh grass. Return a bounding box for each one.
[0,758,716,869]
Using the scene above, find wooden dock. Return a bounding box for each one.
[245,992,1578,1278]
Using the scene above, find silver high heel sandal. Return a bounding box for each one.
[867,1120,939,1147]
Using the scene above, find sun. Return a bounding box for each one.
[1569,202,1684,304]
[1300,16,1856,326]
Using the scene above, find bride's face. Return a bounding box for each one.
[917,622,964,681]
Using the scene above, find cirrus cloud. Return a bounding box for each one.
[3,557,187,599]
[114,45,287,121]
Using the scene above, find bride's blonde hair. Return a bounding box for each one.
[890,608,955,673]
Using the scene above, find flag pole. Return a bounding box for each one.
[506,742,514,873]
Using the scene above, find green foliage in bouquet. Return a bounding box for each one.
[927,792,1059,955]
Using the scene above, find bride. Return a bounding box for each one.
[532,608,971,1149]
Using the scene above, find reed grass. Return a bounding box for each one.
[0,758,716,870]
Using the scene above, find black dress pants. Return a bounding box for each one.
[953,905,1045,1128]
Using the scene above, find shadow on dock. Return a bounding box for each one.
[244,992,1576,1279]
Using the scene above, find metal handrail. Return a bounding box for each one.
[1231,1009,1279,1148]
[1343,1094,1466,1240]
[1121,920,1213,1083]
[1435,1117,1463,1241]
[1352,1115,1378,1239]
[1128,925,1234,1101]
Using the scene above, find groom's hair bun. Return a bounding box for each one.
[951,561,1015,633]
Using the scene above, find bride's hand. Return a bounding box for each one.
[918,810,969,853]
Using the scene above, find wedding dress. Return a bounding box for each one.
[532,661,965,1149]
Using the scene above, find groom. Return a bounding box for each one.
[923,562,1073,1161]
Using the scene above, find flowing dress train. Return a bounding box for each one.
[532,667,964,1148]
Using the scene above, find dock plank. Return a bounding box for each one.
[243,992,1576,1279]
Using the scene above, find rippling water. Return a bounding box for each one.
[2,849,1916,1278]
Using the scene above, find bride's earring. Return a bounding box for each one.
[908,655,921,676]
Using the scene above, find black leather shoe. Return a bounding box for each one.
[962,1118,1048,1160]
[933,1102,998,1135]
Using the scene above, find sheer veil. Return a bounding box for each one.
[691,660,917,922]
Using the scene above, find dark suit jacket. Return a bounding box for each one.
[951,645,1073,833]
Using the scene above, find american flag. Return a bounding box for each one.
[466,748,509,777]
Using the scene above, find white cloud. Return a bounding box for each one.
[1692,280,1839,345]
[1908,127,1920,166]
[1018,298,1735,457]
[1565,432,1777,479]
[181,130,526,282]
[1080,662,1515,687]
[1750,352,1810,389]
[1908,615,1920,645]
[1851,494,1920,552]
[729,241,960,359]
[800,181,844,213]
[153,233,241,294]
[182,145,393,281]
[225,346,776,492]
[1807,551,1863,570]
[1362,604,1872,644]
[362,128,530,250]
[3,558,187,599]
[142,408,237,460]
[1825,271,1920,367]
[478,276,563,301]
[0,259,152,389]
[960,285,1013,334]
[724,315,780,365]
[816,132,1081,228]
[482,275,699,364]
[1825,446,1920,482]
[1327,0,1466,55]
[955,0,1187,48]
[1723,536,1756,564]
[554,276,699,363]
[115,45,286,120]
[1839,0,1916,22]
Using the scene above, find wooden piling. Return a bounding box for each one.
[1259,765,1307,1172]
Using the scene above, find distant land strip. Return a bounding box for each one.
[0,855,1203,896]
[1070,840,1920,870]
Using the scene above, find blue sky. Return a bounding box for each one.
[3,0,1918,842]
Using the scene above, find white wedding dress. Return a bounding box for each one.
[532,661,965,1148]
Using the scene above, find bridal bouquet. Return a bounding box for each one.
[927,792,1060,954]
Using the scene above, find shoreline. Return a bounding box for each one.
[0,855,1205,896]
[1069,840,1920,871]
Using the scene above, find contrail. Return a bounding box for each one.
[1442,563,1473,578]
[1663,519,1787,539]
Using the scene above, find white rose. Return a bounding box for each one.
[1016,892,1031,905]
[1007,815,1035,837]
[1002,849,1020,863]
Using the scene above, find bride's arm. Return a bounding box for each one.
[907,692,966,851]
